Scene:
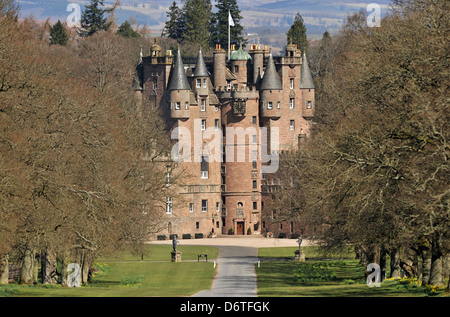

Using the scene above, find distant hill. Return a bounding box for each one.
[16,0,393,48]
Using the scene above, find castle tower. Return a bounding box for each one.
[300,52,315,122]
[229,45,252,89]
[213,45,227,89]
[168,49,191,119]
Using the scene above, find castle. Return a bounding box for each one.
[134,41,315,238]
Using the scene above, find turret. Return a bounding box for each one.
[213,44,227,89]
[229,45,251,88]
[300,52,315,118]
[168,49,191,119]
[259,54,282,118]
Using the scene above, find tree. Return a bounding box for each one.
[181,0,213,50]
[211,0,246,48]
[79,0,112,37]
[162,1,183,40]
[287,13,308,54]
[117,20,140,38]
[276,0,449,288]
[49,20,69,46]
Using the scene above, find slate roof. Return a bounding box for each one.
[300,53,315,89]
[259,54,282,90]
[167,49,191,91]
[193,50,209,77]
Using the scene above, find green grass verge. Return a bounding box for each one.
[256,246,448,297]
[2,245,218,297]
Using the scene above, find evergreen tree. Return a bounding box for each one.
[49,20,69,46]
[162,1,183,40]
[79,0,112,37]
[181,0,213,50]
[211,0,246,49]
[287,12,308,53]
[117,20,140,38]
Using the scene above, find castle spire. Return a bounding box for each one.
[168,48,191,91]
[260,53,282,90]
[300,52,315,89]
[194,49,209,77]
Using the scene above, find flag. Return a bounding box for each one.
[228,11,234,27]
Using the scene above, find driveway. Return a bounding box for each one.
[192,246,258,297]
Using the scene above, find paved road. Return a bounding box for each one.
[192,246,258,297]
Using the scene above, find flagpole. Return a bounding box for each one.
[228,10,230,60]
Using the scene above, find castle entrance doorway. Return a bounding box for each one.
[236,222,245,235]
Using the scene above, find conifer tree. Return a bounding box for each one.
[79,0,111,37]
[49,20,69,46]
[287,12,308,53]
[181,0,213,50]
[211,0,246,49]
[117,20,140,38]
[163,1,183,40]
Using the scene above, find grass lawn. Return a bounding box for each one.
[256,246,448,297]
[2,245,219,297]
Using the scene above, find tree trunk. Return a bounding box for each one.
[0,254,9,285]
[20,247,37,285]
[421,249,431,285]
[41,249,58,284]
[380,249,387,282]
[59,252,69,287]
[390,249,402,278]
[428,238,444,286]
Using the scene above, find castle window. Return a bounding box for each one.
[253,202,257,210]
[154,78,158,89]
[166,197,173,214]
[252,116,257,124]
[216,202,220,212]
[252,160,257,169]
[201,155,209,179]
[215,119,219,130]
[201,119,206,130]
[196,222,200,229]
[185,102,189,110]
[290,120,295,130]
[175,102,181,110]
[290,98,295,109]
[203,78,207,88]
[252,135,257,143]
[290,78,294,89]
[196,78,201,88]
[267,102,273,110]
[201,99,206,111]
[277,102,281,109]
[307,101,312,109]
[253,180,257,189]
[202,200,208,212]
[234,65,239,73]
[227,81,231,90]
[189,203,194,213]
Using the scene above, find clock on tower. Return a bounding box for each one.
[233,100,246,115]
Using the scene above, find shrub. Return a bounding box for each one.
[120,275,144,287]
[157,235,167,240]
[182,234,191,239]
[169,234,178,240]
[195,233,204,239]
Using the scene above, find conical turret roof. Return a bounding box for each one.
[194,49,209,77]
[260,54,282,90]
[300,52,315,89]
[168,49,191,91]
